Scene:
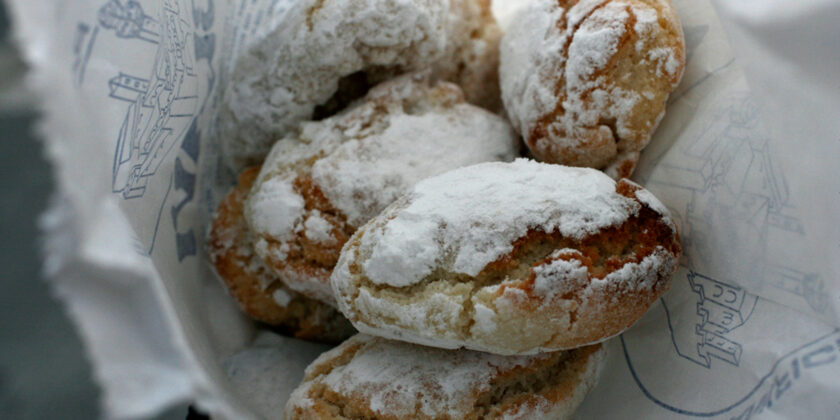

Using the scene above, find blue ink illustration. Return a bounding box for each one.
[647,93,825,314]
[108,1,199,200]
[688,271,757,368]
[622,326,840,418]
[171,120,201,261]
[73,0,216,257]
[619,90,837,417]
[98,0,160,43]
[72,23,99,86]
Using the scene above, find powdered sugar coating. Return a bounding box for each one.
[285,334,605,419]
[328,337,533,416]
[361,159,639,287]
[499,0,685,179]
[532,249,590,299]
[220,0,450,165]
[332,159,681,354]
[303,211,336,245]
[272,288,293,308]
[221,0,506,166]
[207,167,355,339]
[247,176,304,241]
[311,108,518,226]
[245,73,519,305]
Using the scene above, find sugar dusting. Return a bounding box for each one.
[287,334,607,418]
[303,211,335,245]
[246,176,304,241]
[532,249,591,299]
[301,335,556,418]
[245,73,518,304]
[272,288,292,308]
[312,105,519,226]
[499,0,684,177]
[248,72,519,255]
[221,0,450,164]
[564,2,639,136]
[362,159,640,287]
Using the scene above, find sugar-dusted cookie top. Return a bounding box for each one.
[222,0,506,166]
[245,73,520,305]
[332,159,681,354]
[208,167,355,342]
[500,0,685,179]
[285,334,605,419]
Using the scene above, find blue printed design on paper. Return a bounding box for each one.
[620,86,838,417]
[687,271,757,368]
[73,0,216,258]
[107,0,198,199]
[646,91,826,313]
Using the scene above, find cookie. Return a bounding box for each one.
[332,159,681,354]
[208,166,355,343]
[285,334,605,419]
[499,0,685,179]
[244,73,520,306]
[436,0,504,112]
[221,0,505,166]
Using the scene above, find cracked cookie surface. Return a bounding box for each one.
[285,334,605,419]
[221,0,505,166]
[245,73,519,306]
[208,167,355,343]
[500,0,685,179]
[331,159,681,354]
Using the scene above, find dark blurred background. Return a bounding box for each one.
[0,3,187,418]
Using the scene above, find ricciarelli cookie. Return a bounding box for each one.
[499,0,686,179]
[208,166,355,343]
[285,334,605,420]
[331,159,681,354]
[221,0,504,165]
[435,0,504,112]
[244,73,519,306]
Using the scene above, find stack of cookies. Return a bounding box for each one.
[210,0,686,418]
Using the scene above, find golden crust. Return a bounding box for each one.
[285,335,604,419]
[247,73,519,305]
[502,0,686,179]
[470,179,681,349]
[253,174,356,305]
[208,167,355,343]
[333,173,681,354]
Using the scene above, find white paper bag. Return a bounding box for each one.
[7,0,839,418]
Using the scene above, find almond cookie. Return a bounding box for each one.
[209,166,355,343]
[499,0,686,179]
[285,334,605,419]
[222,0,505,166]
[332,159,681,354]
[435,0,504,112]
[244,73,520,306]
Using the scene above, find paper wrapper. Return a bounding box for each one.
[7,0,839,418]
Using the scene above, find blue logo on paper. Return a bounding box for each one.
[72,0,216,258]
[621,89,838,418]
[685,271,757,368]
[621,268,840,418]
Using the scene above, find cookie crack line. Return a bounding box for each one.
[351,206,676,347]
[552,0,611,121]
[330,160,680,354]
[527,0,614,151]
[305,0,328,31]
